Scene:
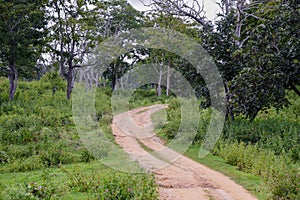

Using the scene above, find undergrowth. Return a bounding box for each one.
[0,77,158,199]
[158,96,300,199]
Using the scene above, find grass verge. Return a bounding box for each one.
[184,146,270,200]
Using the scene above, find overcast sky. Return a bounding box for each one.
[127,0,221,21]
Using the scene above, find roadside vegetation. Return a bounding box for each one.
[153,95,299,200]
[0,77,158,200]
[0,0,299,200]
[1,76,299,200]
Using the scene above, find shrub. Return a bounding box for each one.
[39,146,81,167]
[215,140,299,199]
[2,155,45,173]
[1,182,58,200]
[265,167,299,200]
[0,151,10,164]
[64,169,158,200]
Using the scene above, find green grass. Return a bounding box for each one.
[1,76,298,199]
[0,160,158,200]
[184,146,270,200]
[0,78,160,200]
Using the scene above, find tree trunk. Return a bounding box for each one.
[67,61,74,100]
[157,64,162,96]
[223,0,230,15]
[111,63,118,90]
[166,60,173,96]
[166,66,170,96]
[8,61,18,101]
[290,84,300,96]
[224,80,234,121]
[235,0,244,47]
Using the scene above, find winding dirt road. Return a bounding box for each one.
[112,104,257,200]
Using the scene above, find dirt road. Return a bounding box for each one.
[112,104,257,200]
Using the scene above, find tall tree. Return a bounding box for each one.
[48,0,143,98]
[47,0,103,99]
[0,0,47,100]
[90,0,144,90]
[229,0,300,119]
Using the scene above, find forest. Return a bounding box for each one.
[0,0,299,199]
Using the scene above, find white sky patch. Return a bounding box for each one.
[127,0,221,21]
[128,0,151,11]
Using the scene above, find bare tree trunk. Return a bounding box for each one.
[157,64,162,96]
[226,0,230,15]
[8,61,18,101]
[166,65,170,96]
[111,63,118,90]
[95,72,99,88]
[102,76,106,87]
[224,80,234,121]
[166,60,173,96]
[67,61,74,100]
[235,0,244,47]
[79,68,84,82]
[85,72,91,91]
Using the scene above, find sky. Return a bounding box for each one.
[127,0,221,21]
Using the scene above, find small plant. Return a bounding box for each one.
[0,151,10,164]
[81,149,95,163]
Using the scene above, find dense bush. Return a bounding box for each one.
[66,169,158,200]
[216,141,299,199]
[222,118,300,160]
[1,168,158,200]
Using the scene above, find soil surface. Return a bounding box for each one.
[112,104,257,200]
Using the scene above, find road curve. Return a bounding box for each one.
[112,104,257,200]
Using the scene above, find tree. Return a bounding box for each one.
[143,0,246,118]
[47,0,144,98]
[87,0,144,90]
[47,0,103,99]
[143,0,207,26]
[229,0,300,119]
[144,0,299,120]
[0,0,47,100]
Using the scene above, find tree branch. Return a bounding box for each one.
[290,84,300,96]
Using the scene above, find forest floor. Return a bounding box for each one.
[112,104,257,200]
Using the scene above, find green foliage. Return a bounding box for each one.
[65,169,158,200]
[1,165,158,200]
[129,88,168,109]
[228,0,300,119]
[0,78,112,172]
[0,78,158,199]
[39,71,65,95]
[0,151,10,164]
[0,0,47,99]
[4,156,45,173]
[222,117,300,160]
[1,177,61,200]
[157,95,299,199]
[157,98,181,139]
[185,146,267,199]
[230,67,288,120]
[216,140,299,199]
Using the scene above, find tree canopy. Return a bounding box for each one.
[0,0,47,100]
[0,0,298,120]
